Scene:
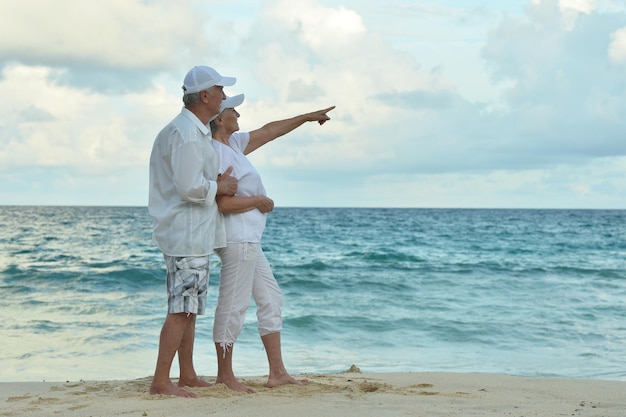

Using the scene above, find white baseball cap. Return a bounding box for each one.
[182,65,236,94]
[219,94,245,113]
[210,94,245,122]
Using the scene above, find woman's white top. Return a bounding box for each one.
[212,132,267,243]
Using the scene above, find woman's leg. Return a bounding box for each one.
[213,243,258,393]
[253,249,307,387]
[214,342,255,393]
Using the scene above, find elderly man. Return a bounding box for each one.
[148,65,238,397]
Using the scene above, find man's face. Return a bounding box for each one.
[204,86,225,116]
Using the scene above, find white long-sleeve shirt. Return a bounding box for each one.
[149,108,226,256]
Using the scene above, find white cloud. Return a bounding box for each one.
[0,0,204,69]
[224,0,456,181]
[559,0,595,29]
[532,0,596,29]
[1,0,626,208]
[532,0,596,12]
[559,0,596,13]
[0,64,177,175]
[608,27,626,64]
[265,0,366,50]
[481,0,626,163]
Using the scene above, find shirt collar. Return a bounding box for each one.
[180,107,210,136]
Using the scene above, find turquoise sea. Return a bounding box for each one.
[1,206,625,382]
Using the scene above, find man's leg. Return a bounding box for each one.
[150,313,197,397]
[178,314,212,388]
[151,254,211,396]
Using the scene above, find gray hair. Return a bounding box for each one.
[209,119,217,132]
[182,91,203,107]
[209,115,221,133]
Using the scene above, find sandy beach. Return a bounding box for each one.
[1,367,624,417]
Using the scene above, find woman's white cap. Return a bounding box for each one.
[219,94,245,113]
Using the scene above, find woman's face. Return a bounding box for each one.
[221,107,241,133]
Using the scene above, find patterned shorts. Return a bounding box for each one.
[164,255,211,315]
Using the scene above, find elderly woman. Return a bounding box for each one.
[209,94,335,393]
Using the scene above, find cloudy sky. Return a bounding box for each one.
[1,0,626,208]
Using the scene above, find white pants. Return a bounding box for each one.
[213,242,282,347]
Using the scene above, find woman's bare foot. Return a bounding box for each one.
[216,376,256,393]
[150,381,197,398]
[178,376,213,388]
[267,373,309,388]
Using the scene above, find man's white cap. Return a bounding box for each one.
[182,65,236,94]
[219,94,245,113]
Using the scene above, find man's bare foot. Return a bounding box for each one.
[216,376,256,393]
[178,376,213,388]
[267,373,309,388]
[150,381,197,398]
